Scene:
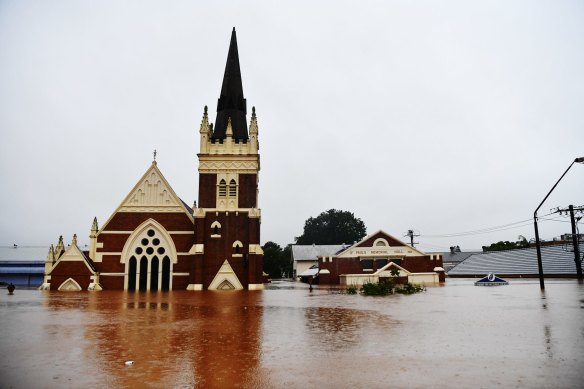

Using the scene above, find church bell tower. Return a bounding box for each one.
[189,28,263,290]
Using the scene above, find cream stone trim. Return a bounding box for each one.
[119,218,178,264]
[248,283,264,290]
[58,278,82,291]
[100,231,193,235]
[376,262,411,277]
[187,284,203,291]
[189,244,204,254]
[198,158,259,173]
[199,139,260,157]
[172,272,190,276]
[50,242,96,276]
[248,244,264,255]
[319,269,330,274]
[94,252,121,262]
[99,273,126,276]
[407,272,439,284]
[373,238,389,247]
[208,260,244,290]
[88,282,102,291]
[193,208,261,218]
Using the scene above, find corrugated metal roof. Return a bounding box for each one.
[298,267,319,277]
[291,245,346,261]
[441,251,481,264]
[0,266,45,274]
[0,246,50,262]
[448,244,584,276]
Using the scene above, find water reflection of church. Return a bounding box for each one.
[41,29,264,291]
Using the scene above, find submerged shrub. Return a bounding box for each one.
[360,280,394,296]
[395,282,425,295]
[346,285,358,295]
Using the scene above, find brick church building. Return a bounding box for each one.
[41,29,264,291]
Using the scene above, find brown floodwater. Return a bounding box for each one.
[1,279,583,388]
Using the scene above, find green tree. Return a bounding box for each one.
[482,237,530,252]
[262,241,292,278]
[295,209,366,245]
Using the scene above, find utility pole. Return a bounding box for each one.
[569,205,583,280]
[404,229,419,248]
[551,204,583,280]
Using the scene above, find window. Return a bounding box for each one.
[211,221,221,237]
[229,179,237,197]
[232,240,243,256]
[219,179,227,197]
[361,259,373,270]
[375,259,388,269]
[374,238,389,247]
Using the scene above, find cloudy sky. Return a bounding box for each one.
[1,0,583,252]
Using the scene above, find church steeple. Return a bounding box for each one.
[212,28,248,141]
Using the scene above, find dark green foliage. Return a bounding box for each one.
[395,282,425,295]
[360,280,394,296]
[345,285,358,294]
[356,281,425,296]
[262,242,293,278]
[295,209,367,245]
[482,237,530,252]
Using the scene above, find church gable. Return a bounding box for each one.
[98,162,193,234]
[118,162,189,213]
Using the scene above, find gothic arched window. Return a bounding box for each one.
[219,179,227,197]
[229,179,237,197]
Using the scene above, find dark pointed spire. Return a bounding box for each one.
[212,28,248,141]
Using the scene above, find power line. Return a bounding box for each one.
[421,212,558,239]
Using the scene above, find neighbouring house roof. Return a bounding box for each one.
[292,245,346,261]
[0,246,50,262]
[438,251,481,264]
[297,266,319,277]
[448,244,584,277]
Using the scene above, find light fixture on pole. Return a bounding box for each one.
[533,157,584,290]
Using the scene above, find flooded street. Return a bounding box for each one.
[1,279,583,388]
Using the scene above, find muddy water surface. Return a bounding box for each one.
[1,279,583,388]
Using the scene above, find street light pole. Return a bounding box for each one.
[533,157,584,290]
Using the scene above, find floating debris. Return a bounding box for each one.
[125,361,134,366]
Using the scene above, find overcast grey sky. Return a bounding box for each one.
[1,0,583,252]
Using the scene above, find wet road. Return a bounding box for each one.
[1,279,583,388]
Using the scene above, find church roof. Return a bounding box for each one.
[212,28,248,141]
